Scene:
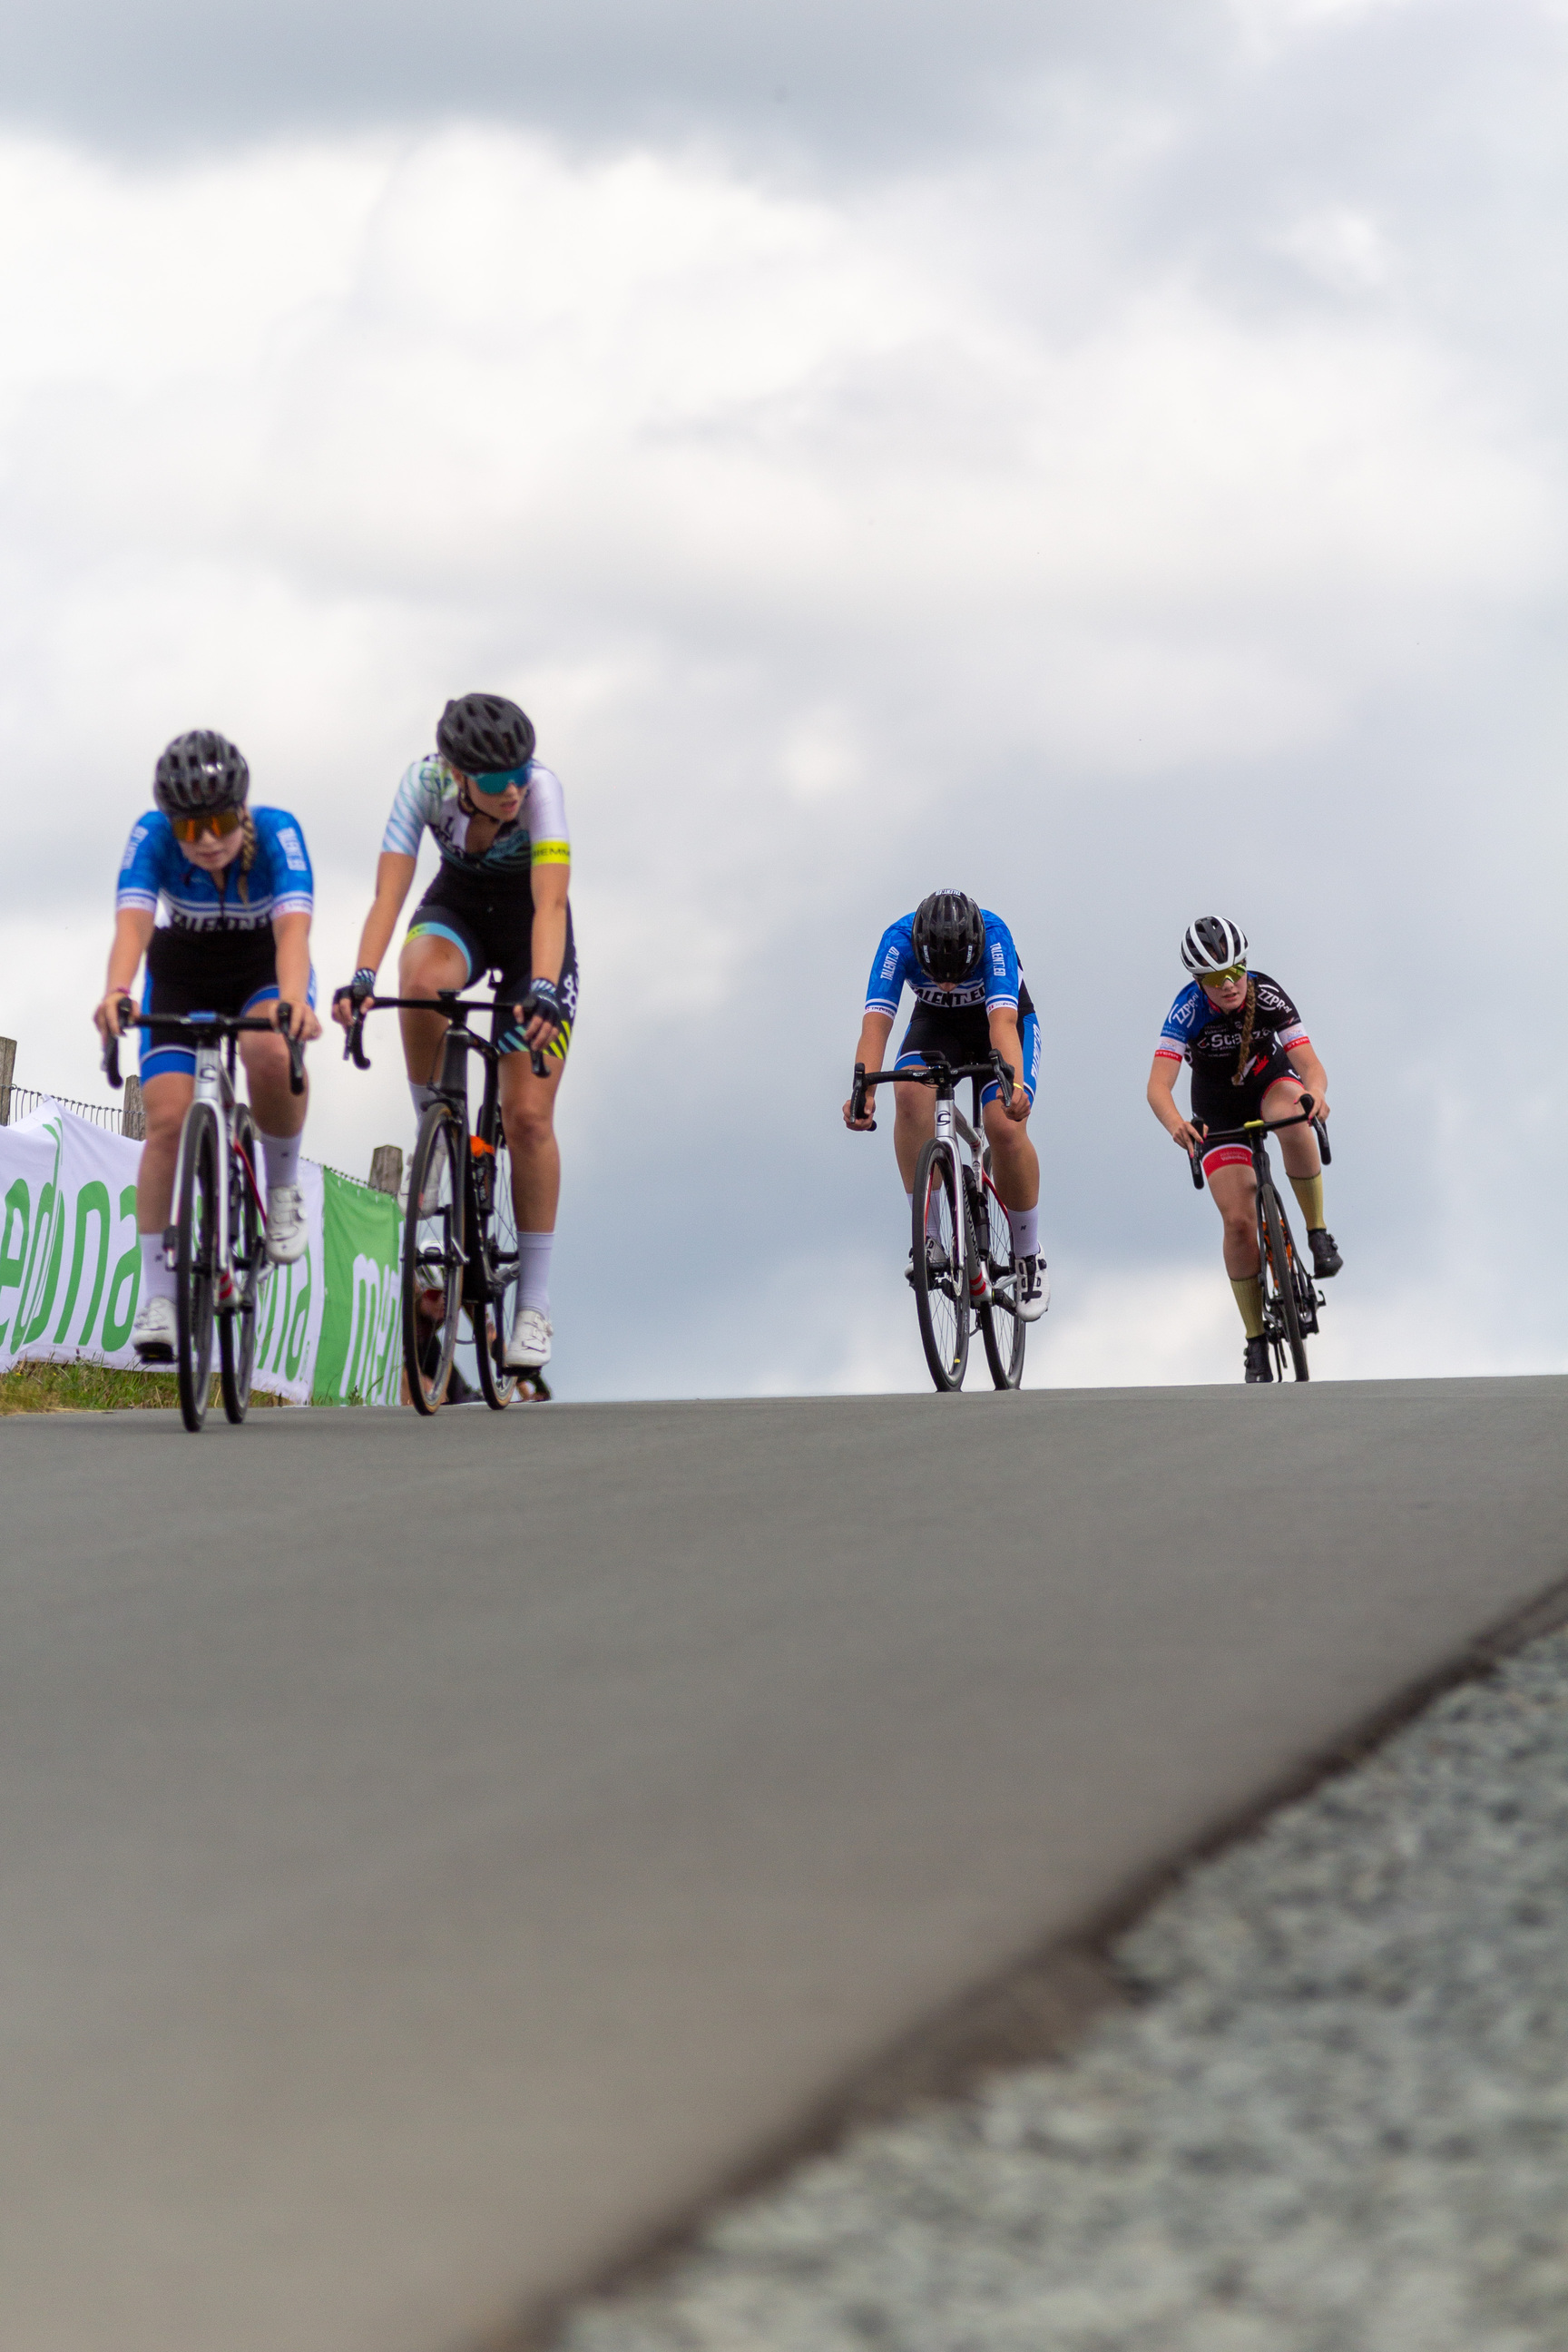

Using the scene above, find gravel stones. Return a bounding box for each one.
[559,1629,1568,2352]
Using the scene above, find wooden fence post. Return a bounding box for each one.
[0,1036,14,1126]
[368,1145,404,1198]
[122,1074,146,1142]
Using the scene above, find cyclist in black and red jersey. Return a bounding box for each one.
[1147,916,1341,1384]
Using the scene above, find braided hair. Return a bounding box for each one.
[235,808,258,904]
[1230,975,1258,1085]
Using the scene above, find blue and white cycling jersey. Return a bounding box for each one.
[865,908,1023,1018]
[116,808,314,935]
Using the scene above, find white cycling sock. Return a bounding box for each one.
[139,1230,177,1302]
[260,1131,301,1191]
[409,1082,436,1121]
[1006,1204,1040,1258]
[515,1230,554,1318]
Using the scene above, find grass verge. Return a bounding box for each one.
[0,1358,284,1414]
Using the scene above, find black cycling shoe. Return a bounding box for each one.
[1308,1228,1342,1279]
[1244,1335,1274,1384]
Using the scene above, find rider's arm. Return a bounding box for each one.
[529,860,569,995]
[844,1010,895,1126]
[351,852,417,982]
[270,910,319,1041]
[1286,1041,1329,1119]
[95,907,154,1039]
[1147,1052,1202,1150]
[986,1007,1026,1094]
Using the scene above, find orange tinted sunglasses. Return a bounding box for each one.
[171,808,243,844]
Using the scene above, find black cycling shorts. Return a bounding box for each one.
[140,926,299,1082]
[893,982,1039,1106]
[1191,1046,1304,1175]
[406,866,579,1064]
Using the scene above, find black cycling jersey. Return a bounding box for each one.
[1156,970,1308,1083]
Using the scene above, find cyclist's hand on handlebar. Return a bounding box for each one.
[1001,1077,1031,1124]
[1170,1116,1206,1155]
[516,978,564,1054]
[269,998,321,1044]
[93,987,135,1045]
[331,970,376,1030]
[843,1088,877,1131]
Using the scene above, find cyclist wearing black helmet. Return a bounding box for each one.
[1148,915,1341,1384]
[844,891,1047,1320]
[93,730,321,1363]
[333,692,575,1374]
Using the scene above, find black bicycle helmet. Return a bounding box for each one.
[1180,915,1249,977]
[152,730,250,818]
[436,692,536,775]
[912,889,985,983]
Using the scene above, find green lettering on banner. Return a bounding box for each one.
[101,1185,142,1352]
[0,1177,31,1346]
[54,1181,113,1347]
[313,1169,403,1406]
[14,1118,64,1348]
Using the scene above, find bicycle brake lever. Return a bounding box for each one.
[103,1035,122,1090]
[346,1016,372,1072]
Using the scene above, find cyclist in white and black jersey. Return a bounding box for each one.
[1147,915,1341,1384]
[332,693,574,1373]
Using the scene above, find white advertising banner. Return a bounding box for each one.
[0,1099,326,1400]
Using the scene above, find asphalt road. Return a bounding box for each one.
[5,1379,1567,2352]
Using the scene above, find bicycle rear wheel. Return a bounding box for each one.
[175,1102,219,1432]
[975,1169,1026,1390]
[1261,1180,1309,1382]
[403,1102,465,1415]
[219,1104,263,1424]
[473,1129,524,1410]
[912,1136,969,1391]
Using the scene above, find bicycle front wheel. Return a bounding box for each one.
[403,1102,465,1415]
[975,1169,1026,1390]
[474,1128,524,1411]
[912,1137,969,1391]
[220,1105,263,1425]
[1261,1181,1309,1382]
[175,1102,219,1432]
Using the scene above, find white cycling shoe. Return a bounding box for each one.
[266,1184,309,1265]
[1015,1252,1050,1321]
[132,1295,177,1362]
[505,1307,553,1369]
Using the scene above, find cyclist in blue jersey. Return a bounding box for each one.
[844,890,1047,1319]
[93,730,321,1364]
[1147,915,1341,1384]
[332,692,574,1374]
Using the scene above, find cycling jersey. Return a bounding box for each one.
[1155,972,1309,1083]
[381,754,570,880]
[117,808,314,934]
[866,908,1024,1018]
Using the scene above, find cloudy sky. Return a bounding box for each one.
[1,0,1563,1396]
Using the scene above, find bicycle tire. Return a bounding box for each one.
[403,1102,465,1415]
[1260,1179,1309,1382]
[975,1168,1026,1390]
[219,1104,263,1424]
[912,1136,969,1391]
[175,1102,219,1432]
[473,1127,524,1411]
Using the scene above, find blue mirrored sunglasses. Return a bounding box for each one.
[470,764,528,796]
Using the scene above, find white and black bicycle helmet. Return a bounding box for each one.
[152,730,250,818]
[436,692,535,776]
[1180,915,1248,977]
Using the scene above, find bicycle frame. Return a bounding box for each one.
[853,1046,1016,1306]
[1187,1099,1326,1368]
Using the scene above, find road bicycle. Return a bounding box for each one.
[1186,1096,1331,1384]
[344,992,546,1415]
[850,1049,1028,1393]
[105,1004,305,1431]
